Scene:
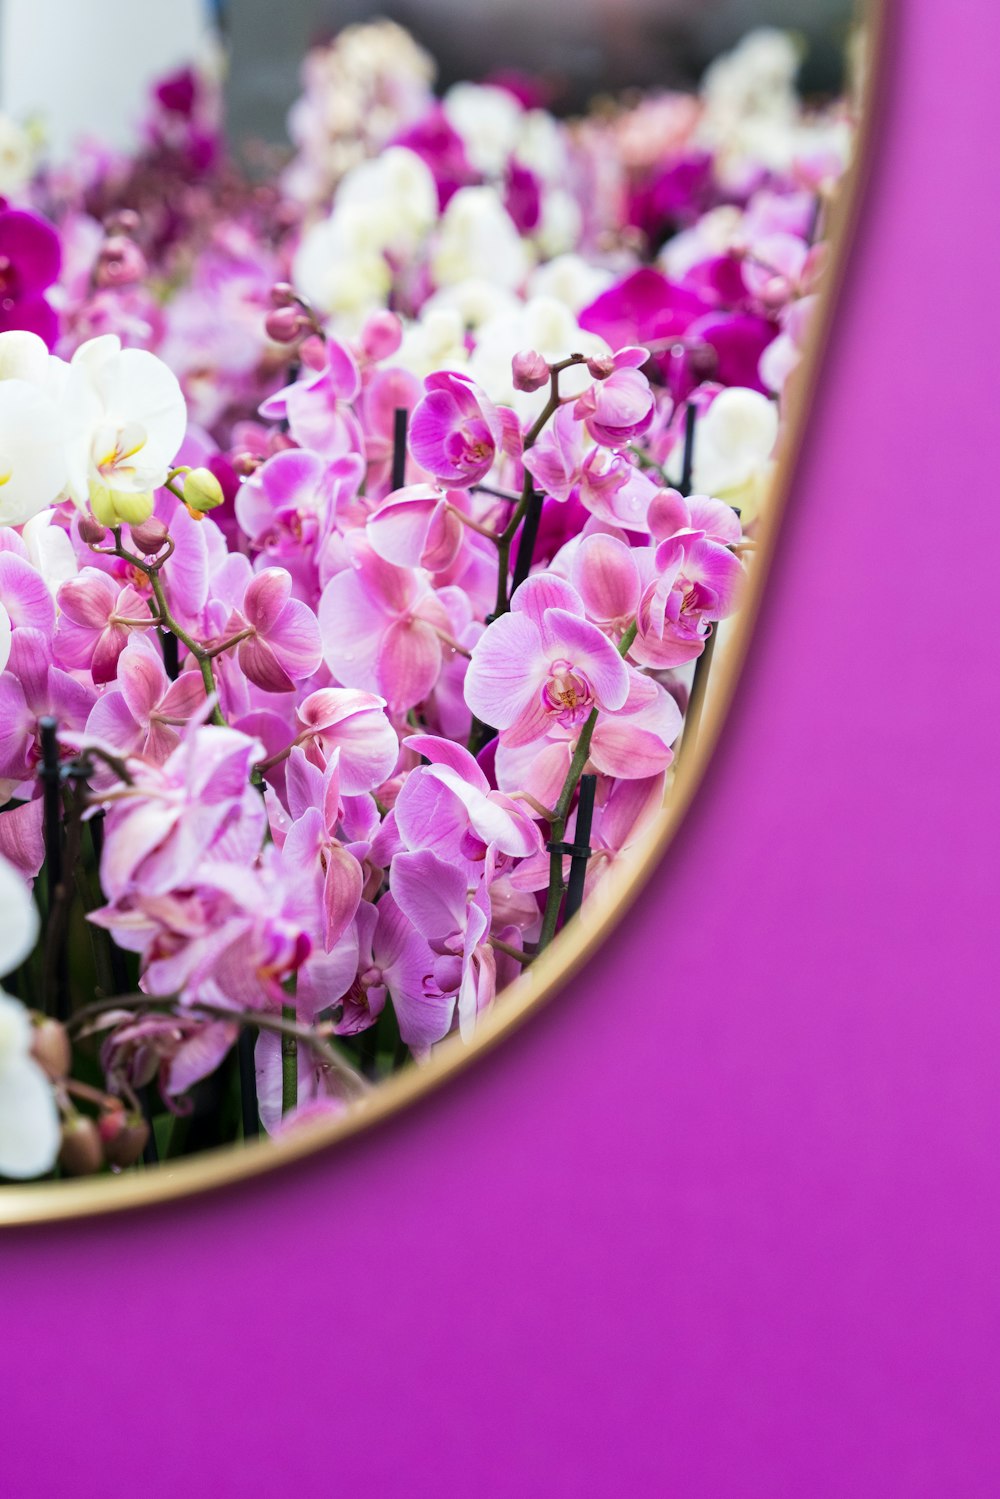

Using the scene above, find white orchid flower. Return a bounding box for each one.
[61,335,187,527]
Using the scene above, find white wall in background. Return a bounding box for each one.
[0,0,213,155]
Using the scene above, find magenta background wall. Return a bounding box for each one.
[4,3,998,1493]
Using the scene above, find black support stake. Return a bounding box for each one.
[511,480,543,594]
[238,1028,260,1140]
[392,407,408,492]
[563,774,597,924]
[679,401,697,498]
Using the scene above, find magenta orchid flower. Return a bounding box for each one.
[631,489,745,668]
[408,371,504,487]
[464,572,629,748]
[0,206,62,347]
[340,894,452,1054]
[495,670,681,808]
[234,446,352,566]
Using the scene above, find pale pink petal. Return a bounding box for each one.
[464,611,544,728]
[376,617,442,712]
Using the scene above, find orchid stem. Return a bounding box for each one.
[535,620,637,952]
[281,1002,298,1115]
[105,528,226,726]
[492,355,584,620]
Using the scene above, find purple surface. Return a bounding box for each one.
[4,4,1000,1492]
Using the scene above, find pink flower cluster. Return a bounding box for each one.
[0,21,853,1166]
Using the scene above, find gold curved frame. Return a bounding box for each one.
[0,2,884,1225]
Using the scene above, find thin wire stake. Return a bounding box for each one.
[511,480,543,594]
[563,774,597,924]
[679,401,697,497]
[238,1028,260,1140]
[392,407,408,492]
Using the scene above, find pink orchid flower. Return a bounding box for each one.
[0,550,57,640]
[55,566,154,684]
[218,564,322,693]
[235,447,346,565]
[572,346,655,448]
[631,489,745,669]
[510,772,667,897]
[408,371,504,487]
[464,572,629,749]
[494,670,681,808]
[0,658,96,782]
[83,636,206,766]
[318,536,459,713]
[99,1008,240,1106]
[391,848,496,1042]
[366,482,467,574]
[295,688,399,794]
[523,406,660,531]
[394,733,543,878]
[97,722,267,903]
[338,894,451,1053]
[258,336,363,458]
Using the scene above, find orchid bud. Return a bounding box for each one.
[265,305,306,344]
[182,468,225,515]
[30,1016,71,1081]
[59,1116,104,1176]
[77,514,108,546]
[99,1105,150,1169]
[269,280,297,307]
[586,353,616,381]
[104,208,140,235]
[129,515,170,554]
[89,486,155,530]
[298,334,327,372]
[95,235,148,289]
[359,309,402,362]
[511,350,549,393]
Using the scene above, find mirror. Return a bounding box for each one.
[0,0,875,1217]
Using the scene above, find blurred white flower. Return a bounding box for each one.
[431,186,531,291]
[688,387,779,526]
[443,82,523,177]
[0,331,70,527]
[0,853,59,1181]
[0,115,35,196]
[528,254,615,315]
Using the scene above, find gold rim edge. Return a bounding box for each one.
[0,1,887,1226]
